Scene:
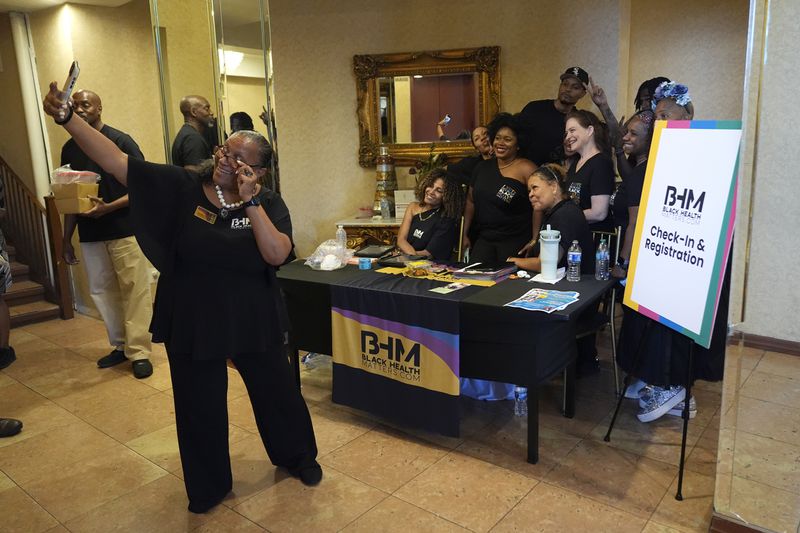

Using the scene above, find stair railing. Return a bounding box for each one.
[0,155,73,319]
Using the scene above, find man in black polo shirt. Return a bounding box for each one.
[61,90,154,379]
[171,95,214,171]
[518,67,589,165]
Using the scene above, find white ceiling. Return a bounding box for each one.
[0,0,130,14]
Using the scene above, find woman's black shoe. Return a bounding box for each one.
[0,346,16,369]
[289,462,323,486]
[187,490,230,514]
[0,418,22,438]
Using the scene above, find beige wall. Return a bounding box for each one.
[735,0,800,342]
[152,0,217,146]
[627,0,748,120]
[29,0,164,166]
[269,0,747,257]
[0,14,35,192]
[224,75,269,138]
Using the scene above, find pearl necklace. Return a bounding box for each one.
[214,184,242,219]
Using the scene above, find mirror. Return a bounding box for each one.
[355,47,500,167]
[211,0,280,191]
[149,0,279,190]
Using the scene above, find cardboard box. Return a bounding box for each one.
[52,183,99,214]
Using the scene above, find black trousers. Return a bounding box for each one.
[166,344,318,507]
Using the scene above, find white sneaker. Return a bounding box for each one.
[637,386,686,423]
[623,378,647,399]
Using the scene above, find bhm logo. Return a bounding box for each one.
[662,186,705,224]
[361,331,421,367]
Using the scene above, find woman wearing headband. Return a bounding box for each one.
[506,164,594,275]
[617,82,726,423]
[507,165,599,376]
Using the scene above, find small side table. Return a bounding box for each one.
[336,217,401,249]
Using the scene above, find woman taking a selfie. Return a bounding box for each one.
[43,81,321,514]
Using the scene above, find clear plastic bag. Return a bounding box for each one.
[50,164,100,184]
[304,239,354,271]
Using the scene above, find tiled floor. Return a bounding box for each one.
[714,345,800,532]
[0,313,728,532]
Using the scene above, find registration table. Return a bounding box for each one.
[277,261,612,463]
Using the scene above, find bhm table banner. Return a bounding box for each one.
[331,280,461,437]
[624,120,742,348]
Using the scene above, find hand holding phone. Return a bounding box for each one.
[62,61,80,101]
[54,61,80,122]
[443,113,452,125]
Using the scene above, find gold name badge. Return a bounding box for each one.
[193,206,217,224]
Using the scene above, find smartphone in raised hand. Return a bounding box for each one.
[62,61,80,100]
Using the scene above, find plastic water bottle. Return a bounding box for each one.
[336,224,347,251]
[513,386,528,416]
[595,238,610,281]
[567,240,582,282]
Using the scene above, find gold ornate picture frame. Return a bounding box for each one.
[354,46,500,167]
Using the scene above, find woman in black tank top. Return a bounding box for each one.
[462,113,538,264]
[397,169,464,260]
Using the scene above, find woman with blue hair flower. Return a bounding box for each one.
[617,82,728,423]
[652,81,694,120]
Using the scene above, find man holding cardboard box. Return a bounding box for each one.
[61,89,154,379]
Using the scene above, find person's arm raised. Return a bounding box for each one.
[42,82,129,185]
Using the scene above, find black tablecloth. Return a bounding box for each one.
[278,261,611,386]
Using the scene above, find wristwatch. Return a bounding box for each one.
[242,196,261,208]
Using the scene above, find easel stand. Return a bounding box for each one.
[604,320,695,501]
[675,340,695,501]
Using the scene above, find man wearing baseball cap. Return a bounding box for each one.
[518,66,588,165]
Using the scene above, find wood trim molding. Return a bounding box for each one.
[728,331,800,356]
[709,513,765,533]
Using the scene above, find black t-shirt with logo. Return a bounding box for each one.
[60,125,144,242]
[566,152,615,232]
[407,208,457,260]
[171,123,211,167]
[517,99,567,166]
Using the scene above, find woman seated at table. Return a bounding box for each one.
[462,113,538,264]
[506,164,594,274]
[42,81,320,514]
[396,168,464,260]
[564,109,616,232]
[507,164,599,376]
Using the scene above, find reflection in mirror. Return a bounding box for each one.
[378,73,478,144]
[149,0,278,190]
[355,47,500,167]
[212,0,279,191]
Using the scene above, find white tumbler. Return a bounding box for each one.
[539,224,561,281]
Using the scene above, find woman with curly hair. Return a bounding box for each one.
[462,112,538,264]
[397,168,464,260]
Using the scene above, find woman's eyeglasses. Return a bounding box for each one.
[214,145,264,169]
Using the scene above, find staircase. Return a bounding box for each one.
[6,243,61,327]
